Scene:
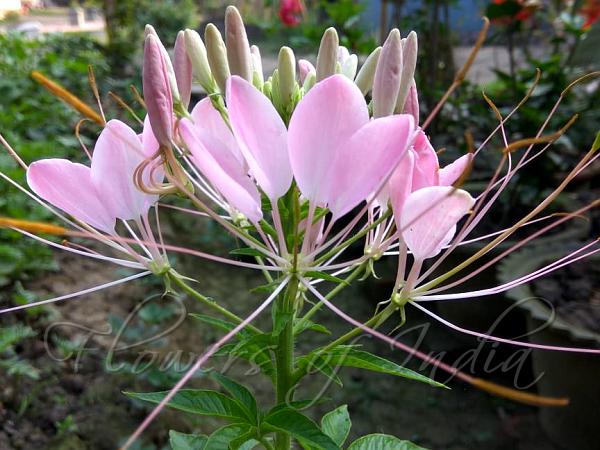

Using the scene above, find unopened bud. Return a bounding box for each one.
[302,71,316,92]
[396,31,418,113]
[144,24,181,103]
[174,31,192,109]
[278,46,296,107]
[354,46,381,95]
[205,23,231,94]
[403,79,420,124]
[316,27,339,82]
[143,34,173,147]
[225,6,253,81]
[298,59,315,84]
[184,29,217,94]
[250,45,264,88]
[373,29,402,118]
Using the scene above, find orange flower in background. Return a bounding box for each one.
[581,0,600,28]
[279,0,305,26]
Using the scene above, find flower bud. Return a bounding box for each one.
[174,31,192,109]
[373,29,402,118]
[403,79,420,124]
[205,23,231,94]
[278,46,296,107]
[250,45,264,88]
[225,6,253,81]
[354,46,381,95]
[340,53,358,79]
[396,31,418,114]
[144,24,181,104]
[316,27,339,82]
[184,29,217,94]
[143,34,173,147]
[298,59,315,84]
[302,71,316,92]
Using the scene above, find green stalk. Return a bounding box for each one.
[274,277,299,450]
[168,271,261,334]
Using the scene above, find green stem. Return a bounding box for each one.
[314,209,392,265]
[294,262,368,333]
[274,277,299,450]
[292,303,397,384]
[168,271,261,334]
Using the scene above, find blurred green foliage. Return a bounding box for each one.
[0,33,109,288]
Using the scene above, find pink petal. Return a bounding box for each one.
[411,130,439,190]
[180,119,262,222]
[439,154,473,186]
[27,159,115,233]
[288,74,369,205]
[400,186,475,260]
[142,115,160,158]
[191,98,246,168]
[226,76,292,200]
[91,120,156,220]
[326,114,415,219]
[389,149,415,226]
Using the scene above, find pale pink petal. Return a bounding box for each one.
[174,31,192,108]
[180,119,262,222]
[288,74,369,205]
[190,98,245,168]
[389,150,415,226]
[411,130,439,190]
[226,76,292,200]
[27,159,115,233]
[91,120,156,220]
[439,154,473,186]
[326,114,415,219]
[401,186,475,260]
[142,115,160,158]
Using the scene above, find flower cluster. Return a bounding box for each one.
[0,5,598,448]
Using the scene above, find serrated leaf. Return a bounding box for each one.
[211,372,259,424]
[304,271,347,284]
[125,390,251,423]
[263,407,340,450]
[317,348,446,388]
[169,430,208,450]
[347,434,428,450]
[204,424,256,450]
[321,405,351,446]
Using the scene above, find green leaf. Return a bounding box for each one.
[347,434,428,450]
[230,248,267,257]
[169,430,208,450]
[263,407,340,450]
[211,372,259,425]
[321,348,446,388]
[294,319,331,336]
[125,390,251,423]
[228,429,259,450]
[321,405,351,446]
[304,271,347,284]
[0,325,36,352]
[204,424,256,450]
[190,314,257,338]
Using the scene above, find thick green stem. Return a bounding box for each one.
[274,277,299,450]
